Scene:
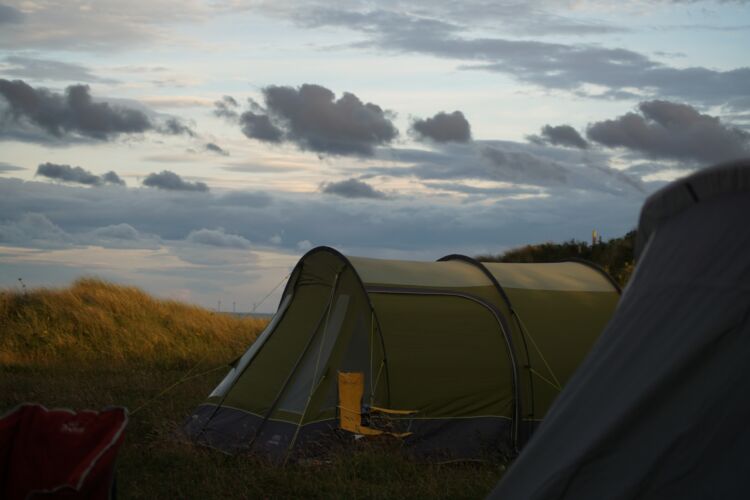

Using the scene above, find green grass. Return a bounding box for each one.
[0,279,503,499]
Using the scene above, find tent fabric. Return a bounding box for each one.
[0,404,127,500]
[185,247,619,459]
[489,159,750,500]
[636,158,750,257]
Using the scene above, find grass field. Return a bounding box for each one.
[0,279,503,499]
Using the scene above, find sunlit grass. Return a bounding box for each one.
[0,277,265,367]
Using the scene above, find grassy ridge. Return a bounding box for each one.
[0,277,266,367]
[0,279,502,499]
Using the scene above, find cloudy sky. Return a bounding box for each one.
[1,0,748,311]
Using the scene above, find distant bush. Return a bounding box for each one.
[0,277,267,367]
[477,230,636,288]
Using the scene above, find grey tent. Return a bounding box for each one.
[489,159,750,499]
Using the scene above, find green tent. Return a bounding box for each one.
[185,247,619,459]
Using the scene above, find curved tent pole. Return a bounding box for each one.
[438,254,536,423]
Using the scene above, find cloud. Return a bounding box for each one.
[239,111,283,142]
[102,171,125,186]
[586,100,750,164]
[213,95,239,119]
[320,178,387,199]
[0,161,23,173]
[300,7,750,109]
[160,117,196,137]
[0,79,196,144]
[0,213,72,248]
[528,124,588,149]
[205,142,228,155]
[36,162,125,187]
[0,4,22,25]
[83,223,161,249]
[0,79,151,142]
[142,170,209,192]
[90,223,140,240]
[186,227,251,249]
[368,141,643,194]
[0,175,644,266]
[411,111,471,143]
[481,147,568,184]
[1,56,116,83]
[236,84,399,156]
[0,1,211,51]
[421,180,542,198]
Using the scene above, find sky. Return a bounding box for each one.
[1,0,749,311]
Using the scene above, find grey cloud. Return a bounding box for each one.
[205,142,228,155]
[160,117,196,137]
[372,144,572,187]
[369,141,643,194]
[84,223,161,249]
[0,176,644,267]
[186,227,251,249]
[412,111,471,143]
[587,100,750,164]
[214,95,239,119]
[302,8,750,109]
[0,1,211,51]
[0,161,23,172]
[482,147,568,184]
[421,180,542,198]
[239,83,398,156]
[1,56,116,83]
[0,79,152,142]
[0,212,72,248]
[529,124,588,149]
[239,111,283,142]
[91,223,140,240]
[102,171,125,185]
[1,215,156,251]
[0,4,22,24]
[36,162,125,186]
[142,170,209,192]
[320,178,387,199]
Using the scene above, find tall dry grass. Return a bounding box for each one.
[0,277,267,367]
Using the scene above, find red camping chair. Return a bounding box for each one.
[0,404,128,499]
